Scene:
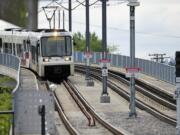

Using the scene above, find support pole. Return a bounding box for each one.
[53,10,56,29]
[127,0,139,117]
[63,10,65,29]
[85,0,94,86]
[38,105,46,135]
[100,0,110,103]
[69,0,72,31]
[85,0,90,80]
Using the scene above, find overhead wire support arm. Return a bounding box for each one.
[55,0,84,11]
[42,6,58,29]
[76,0,100,7]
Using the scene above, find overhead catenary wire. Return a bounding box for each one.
[38,0,128,13]
[62,19,180,39]
[55,0,85,10]
[38,0,57,13]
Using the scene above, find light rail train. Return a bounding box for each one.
[0,29,74,79]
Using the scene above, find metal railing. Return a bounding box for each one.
[74,51,175,85]
[0,53,21,135]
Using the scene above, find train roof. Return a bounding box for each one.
[0,28,72,39]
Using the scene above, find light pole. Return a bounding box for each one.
[100,0,110,103]
[127,0,139,117]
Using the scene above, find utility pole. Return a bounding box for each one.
[100,0,110,103]
[69,0,72,31]
[85,0,94,86]
[127,0,139,117]
[149,53,170,63]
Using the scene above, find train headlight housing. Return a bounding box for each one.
[64,57,71,61]
[43,58,49,62]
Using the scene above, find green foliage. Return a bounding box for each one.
[73,32,103,52]
[0,91,12,135]
[0,76,13,135]
[73,32,118,53]
[0,76,14,85]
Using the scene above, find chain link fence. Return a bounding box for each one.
[74,51,175,85]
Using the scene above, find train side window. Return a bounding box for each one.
[4,43,8,53]
[66,37,72,55]
[13,43,16,55]
[17,44,23,57]
[37,41,40,55]
[36,41,40,63]
[27,40,30,52]
[23,40,27,51]
[8,43,12,54]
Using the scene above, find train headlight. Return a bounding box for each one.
[53,31,58,37]
[43,58,49,62]
[64,57,71,61]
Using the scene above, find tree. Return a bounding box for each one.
[73,32,117,53]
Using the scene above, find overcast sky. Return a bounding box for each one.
[38,0,180,59]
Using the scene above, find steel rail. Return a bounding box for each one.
[76,64,176,110]
[66,79,132,135]
[45,81,80,135]
[63,80,96,126]
[75,65,176,126]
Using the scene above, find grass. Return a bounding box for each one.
[0,76,15,85]
[0,76,14,135]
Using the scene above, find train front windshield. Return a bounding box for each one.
[41,36,72,57]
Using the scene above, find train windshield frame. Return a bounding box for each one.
[41,36,72,57]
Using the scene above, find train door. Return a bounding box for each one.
[8,43,12,54]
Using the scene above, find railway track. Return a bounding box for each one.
[44,80,130,135]
[38,79,79,135]
[65,79,131,135]
[75,64,176,126]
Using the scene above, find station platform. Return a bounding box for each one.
[15,68,55,135]
[69,73,176,135]
[20,68,39,91]
[76,63,175,96]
